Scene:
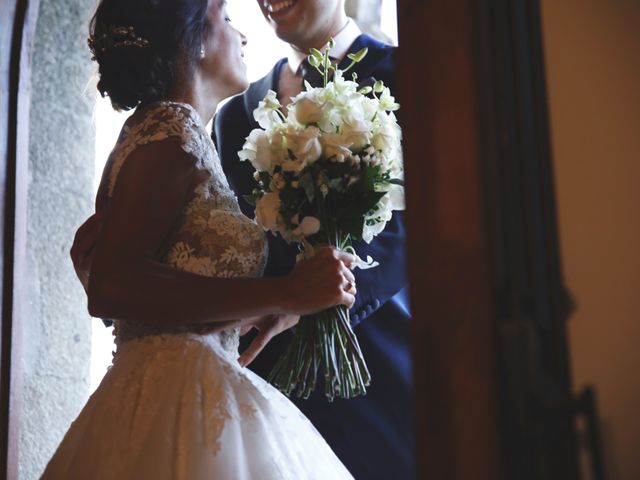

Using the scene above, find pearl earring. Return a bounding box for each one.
[200,47,205,59]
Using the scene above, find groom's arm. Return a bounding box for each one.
[348,211,407,327]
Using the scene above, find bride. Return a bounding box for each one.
[42,0,356,478]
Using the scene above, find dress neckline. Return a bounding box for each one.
[125,100,206,132]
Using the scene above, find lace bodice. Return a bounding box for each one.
[106,101,267,349]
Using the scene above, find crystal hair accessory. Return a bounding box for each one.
[88,25,150,59]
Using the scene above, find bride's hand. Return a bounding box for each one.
[70,212,103,293]
[238,314,299,367]
[282,247,357,315]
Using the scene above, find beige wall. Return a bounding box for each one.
[540,2,640,479]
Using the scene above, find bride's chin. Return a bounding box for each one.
[227,76,249,97]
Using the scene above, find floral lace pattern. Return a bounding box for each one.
[42,102,354,480]
[106,101,267,348]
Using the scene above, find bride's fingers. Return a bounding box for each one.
[340,263,356,285]
[238,329,274,367]
[340,290,356,309]
[333,250,355,269]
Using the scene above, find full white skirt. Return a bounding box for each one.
[42,332,353,480]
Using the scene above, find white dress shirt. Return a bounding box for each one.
[278,19,362,106]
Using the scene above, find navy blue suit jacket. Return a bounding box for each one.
[213,34,415,480]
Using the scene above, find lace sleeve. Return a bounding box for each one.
[107,102,210,197]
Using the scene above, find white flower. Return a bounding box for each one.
[282,126,322,171]
[320,132,353,162]
[340,114,371,151]
[239,129,277,173]
[371,123,399,152]
[387,183,405,211]
[378,87,400,112]
[361,186,404,243]
[291,95,324,125]
[253,90,283,129]
[255,192,282,232]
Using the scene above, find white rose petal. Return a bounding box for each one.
[292,96,324,125]
[253,90,283,129]
[320,133,353,162]
[284,126,322,171]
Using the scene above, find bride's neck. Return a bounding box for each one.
[166,73,221,124]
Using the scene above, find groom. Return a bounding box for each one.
[213,1,415,478]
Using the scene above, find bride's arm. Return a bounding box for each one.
[88,140,355,326]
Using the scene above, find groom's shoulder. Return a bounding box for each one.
[216,57,286,129]
[350,33,397,75]
[353,33,396,57]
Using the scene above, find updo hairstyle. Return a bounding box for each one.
[89,0,211,111]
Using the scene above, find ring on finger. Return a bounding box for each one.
[345,281,356,293]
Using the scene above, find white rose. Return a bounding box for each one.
[255,192,281,232]
[239,129,277,173]
[371,123,399,152]
[320,132,353,162]
[387,183,405,211]
[283,126,322,171]
[253,90,283,129]
[291,96,324,125]
[340,115,371,151]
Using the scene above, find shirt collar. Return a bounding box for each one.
[287,19,362,75]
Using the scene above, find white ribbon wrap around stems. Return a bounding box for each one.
[297,241,380,270]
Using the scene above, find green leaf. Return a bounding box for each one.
[308,56,321,69]
[299,172,316,203]
[336,211,365,239]
[356,191,387,216]
[347,47,369,63]
[243,194,257,206]
[328,178,345,192]
[362,165,382,191]
[258,171,271,186]
[388,178,405,186]
[309,48,323,61]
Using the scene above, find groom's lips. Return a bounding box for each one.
[263,0,298,20]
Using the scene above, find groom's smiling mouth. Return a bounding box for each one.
[263,0,298,18]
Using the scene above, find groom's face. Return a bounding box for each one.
[257,0,345,50]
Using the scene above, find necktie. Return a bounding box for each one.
[299,57,336,89]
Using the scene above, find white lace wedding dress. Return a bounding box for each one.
[42,102,353,480]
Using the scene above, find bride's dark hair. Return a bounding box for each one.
[89,0,211,111]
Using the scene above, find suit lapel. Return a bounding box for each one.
[242,57,287,129]
[338,34,394,83]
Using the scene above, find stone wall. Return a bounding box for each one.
[346,0,392,44]
[19,0,96,477]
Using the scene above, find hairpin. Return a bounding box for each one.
[88,25,150,60]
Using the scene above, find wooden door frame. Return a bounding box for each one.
[397,1,505,478]
[398,1,578,479]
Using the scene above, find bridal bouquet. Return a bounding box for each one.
[239,43,404,401]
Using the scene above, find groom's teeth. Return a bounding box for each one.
[265,0,295,14]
